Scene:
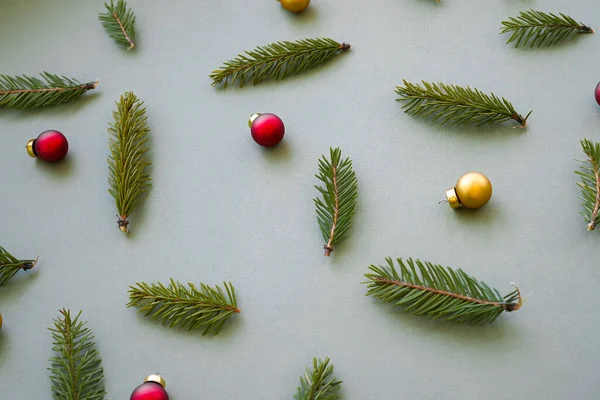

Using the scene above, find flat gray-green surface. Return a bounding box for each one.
[1,1,599,398]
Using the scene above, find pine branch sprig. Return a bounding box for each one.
[127,279,240,335]
[99,0,136,50]
[501,10,593,48]
[395,80,532,127]
[363,257,522,324]
[48,309,106,400]
[210,38,350,88]
[107,92,151,234]
[0,73,98,109]
[576,139,600,231]
[314,147,358,257]
[295,357,342,400]
[0,246,38,286]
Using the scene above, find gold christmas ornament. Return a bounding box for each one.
[278,0,310,13]
[444,172,492,209]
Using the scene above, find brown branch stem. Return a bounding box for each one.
[372,278,519,311]
[587,154,600,231]
[113,11,135,50]
[324,163,339,257]
[134,296,240,313]
[62,310,80,400]
[0,81,98,96]
[212,42,350,85]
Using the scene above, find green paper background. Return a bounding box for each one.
[1,0,599,398]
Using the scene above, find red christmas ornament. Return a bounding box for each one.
[248,113,285,147]
[26,130,69,162]
[595,82,600,106]
[130,374,169,400]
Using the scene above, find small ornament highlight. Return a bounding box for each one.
[278,0,310,13]
[131,374,169,400]
[249,113,285,147]
[26,130,69,162]
[595,82,600,106]
[444,172,492,209]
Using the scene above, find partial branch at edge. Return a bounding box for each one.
[0,80,98,96]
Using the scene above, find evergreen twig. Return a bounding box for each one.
[295,357,342,400]
[501,10,593,48]
[127,279,240,335]
[576,139,600,231]
[395,80,532,127]
[0,246,38,286]
[99,0,136,50]
[210,38,350,88]
[107,92,151,234]
[48,309,106,400]
[363,257,522,324]
[314,148,358,257]
[0,73,97,109]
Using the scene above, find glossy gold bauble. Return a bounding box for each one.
[445,172,492,209]
[278,0,310,13]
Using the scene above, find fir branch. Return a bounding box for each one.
[48,309,106,400]
[0,73,97,109]
[295,357,342,400]
[395,80,532,127]
[210,38,350,88]
[107,92,151,234]
[363,257,522,324]
[576,139,600,231]
[99,0,136,50]
[501,10,593,48]
[314,148,358,257]
[0,246,38,286]
[127,279,240,335]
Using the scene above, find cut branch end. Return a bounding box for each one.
[117,216,129,234]
[21,256,40,271]
[504,283,523,312]
[324,245,333,257]
[339,42,351,50]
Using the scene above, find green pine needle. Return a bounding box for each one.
[501,10,593,48]
[363,257,522,324]
[48,309,106,400]
[127,279,240,335]
[395,80,532,127]
[0,72,97,109]
[210,38,350,88]
[0,246,37,286]
[107,92,151,234]
[314,148,359,257]
[99,0,136,50]
[576,139,600,231]
[294,357,342,400]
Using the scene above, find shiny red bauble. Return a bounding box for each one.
[26,130,69,162]
[249,113,285,147]
[595,82,600,106]
[130,381,169,400]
